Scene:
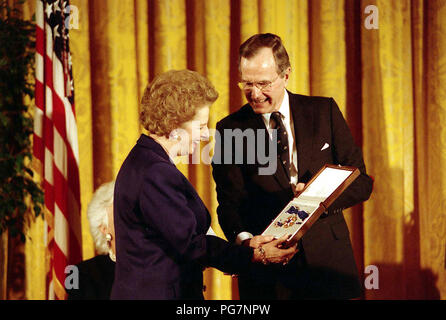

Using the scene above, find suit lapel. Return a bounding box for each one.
[289,92,314,181]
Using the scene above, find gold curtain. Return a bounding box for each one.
[2,0,444,300]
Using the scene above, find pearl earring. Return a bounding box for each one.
[170,131,180,140]
[106,233,112,242]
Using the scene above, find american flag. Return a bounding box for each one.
[33,0,82,300]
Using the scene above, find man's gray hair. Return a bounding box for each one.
[239,33,291,76]
[87,181,115,255]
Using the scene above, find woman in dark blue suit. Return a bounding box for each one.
[111,70,296,300]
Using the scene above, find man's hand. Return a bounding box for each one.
[296,182,305,193]
[243,235,274,248]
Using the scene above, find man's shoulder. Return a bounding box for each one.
[216,103,253,129]
[288,91,334,107]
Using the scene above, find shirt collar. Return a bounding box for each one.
[261,89,290,125]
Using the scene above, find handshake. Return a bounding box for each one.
[247,234,298,266]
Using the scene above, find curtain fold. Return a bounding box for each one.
[362,0,417,299]
[4,0,445,300]
[423,0,446,299]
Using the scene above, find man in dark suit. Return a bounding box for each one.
[212,33,373,299]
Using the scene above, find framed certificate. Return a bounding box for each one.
[262,164,360,246]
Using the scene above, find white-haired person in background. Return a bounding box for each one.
[67,181,116,300]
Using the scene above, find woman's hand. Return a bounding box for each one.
[251,235,298,265]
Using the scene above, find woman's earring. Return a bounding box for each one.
[106,233,112,242]
[170,130,180,141]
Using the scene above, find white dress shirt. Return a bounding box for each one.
[261,90,298,190]
[235,90,299,245]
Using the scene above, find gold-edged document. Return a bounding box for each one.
[262,164,360,246]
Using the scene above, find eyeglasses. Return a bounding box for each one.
[238,74,280,92]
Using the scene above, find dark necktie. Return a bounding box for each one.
[271,111,290,179]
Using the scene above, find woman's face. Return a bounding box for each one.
[99,204,115,255]
[106,204,115,254]
[175,105,210,156]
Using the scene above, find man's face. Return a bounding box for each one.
[240,47,290,114]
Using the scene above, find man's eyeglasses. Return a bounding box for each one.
[238,74,280,92]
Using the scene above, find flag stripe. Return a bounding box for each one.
[67,143,80,202]
[53,166,68,222]
[36,27,45,57]
[36,0,44,29]
[35,80,44,112]
[53,244,68,288]
[44,56,54,92]
[33,134,44,162]
[44,147,54,184]
[52,96,67,143]
[54,204,68,256]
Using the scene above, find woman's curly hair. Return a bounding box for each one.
[140,69,218,137]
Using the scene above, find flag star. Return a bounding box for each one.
[53,25,61,39]
[45,3,53,19]
[54,0,61,10]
